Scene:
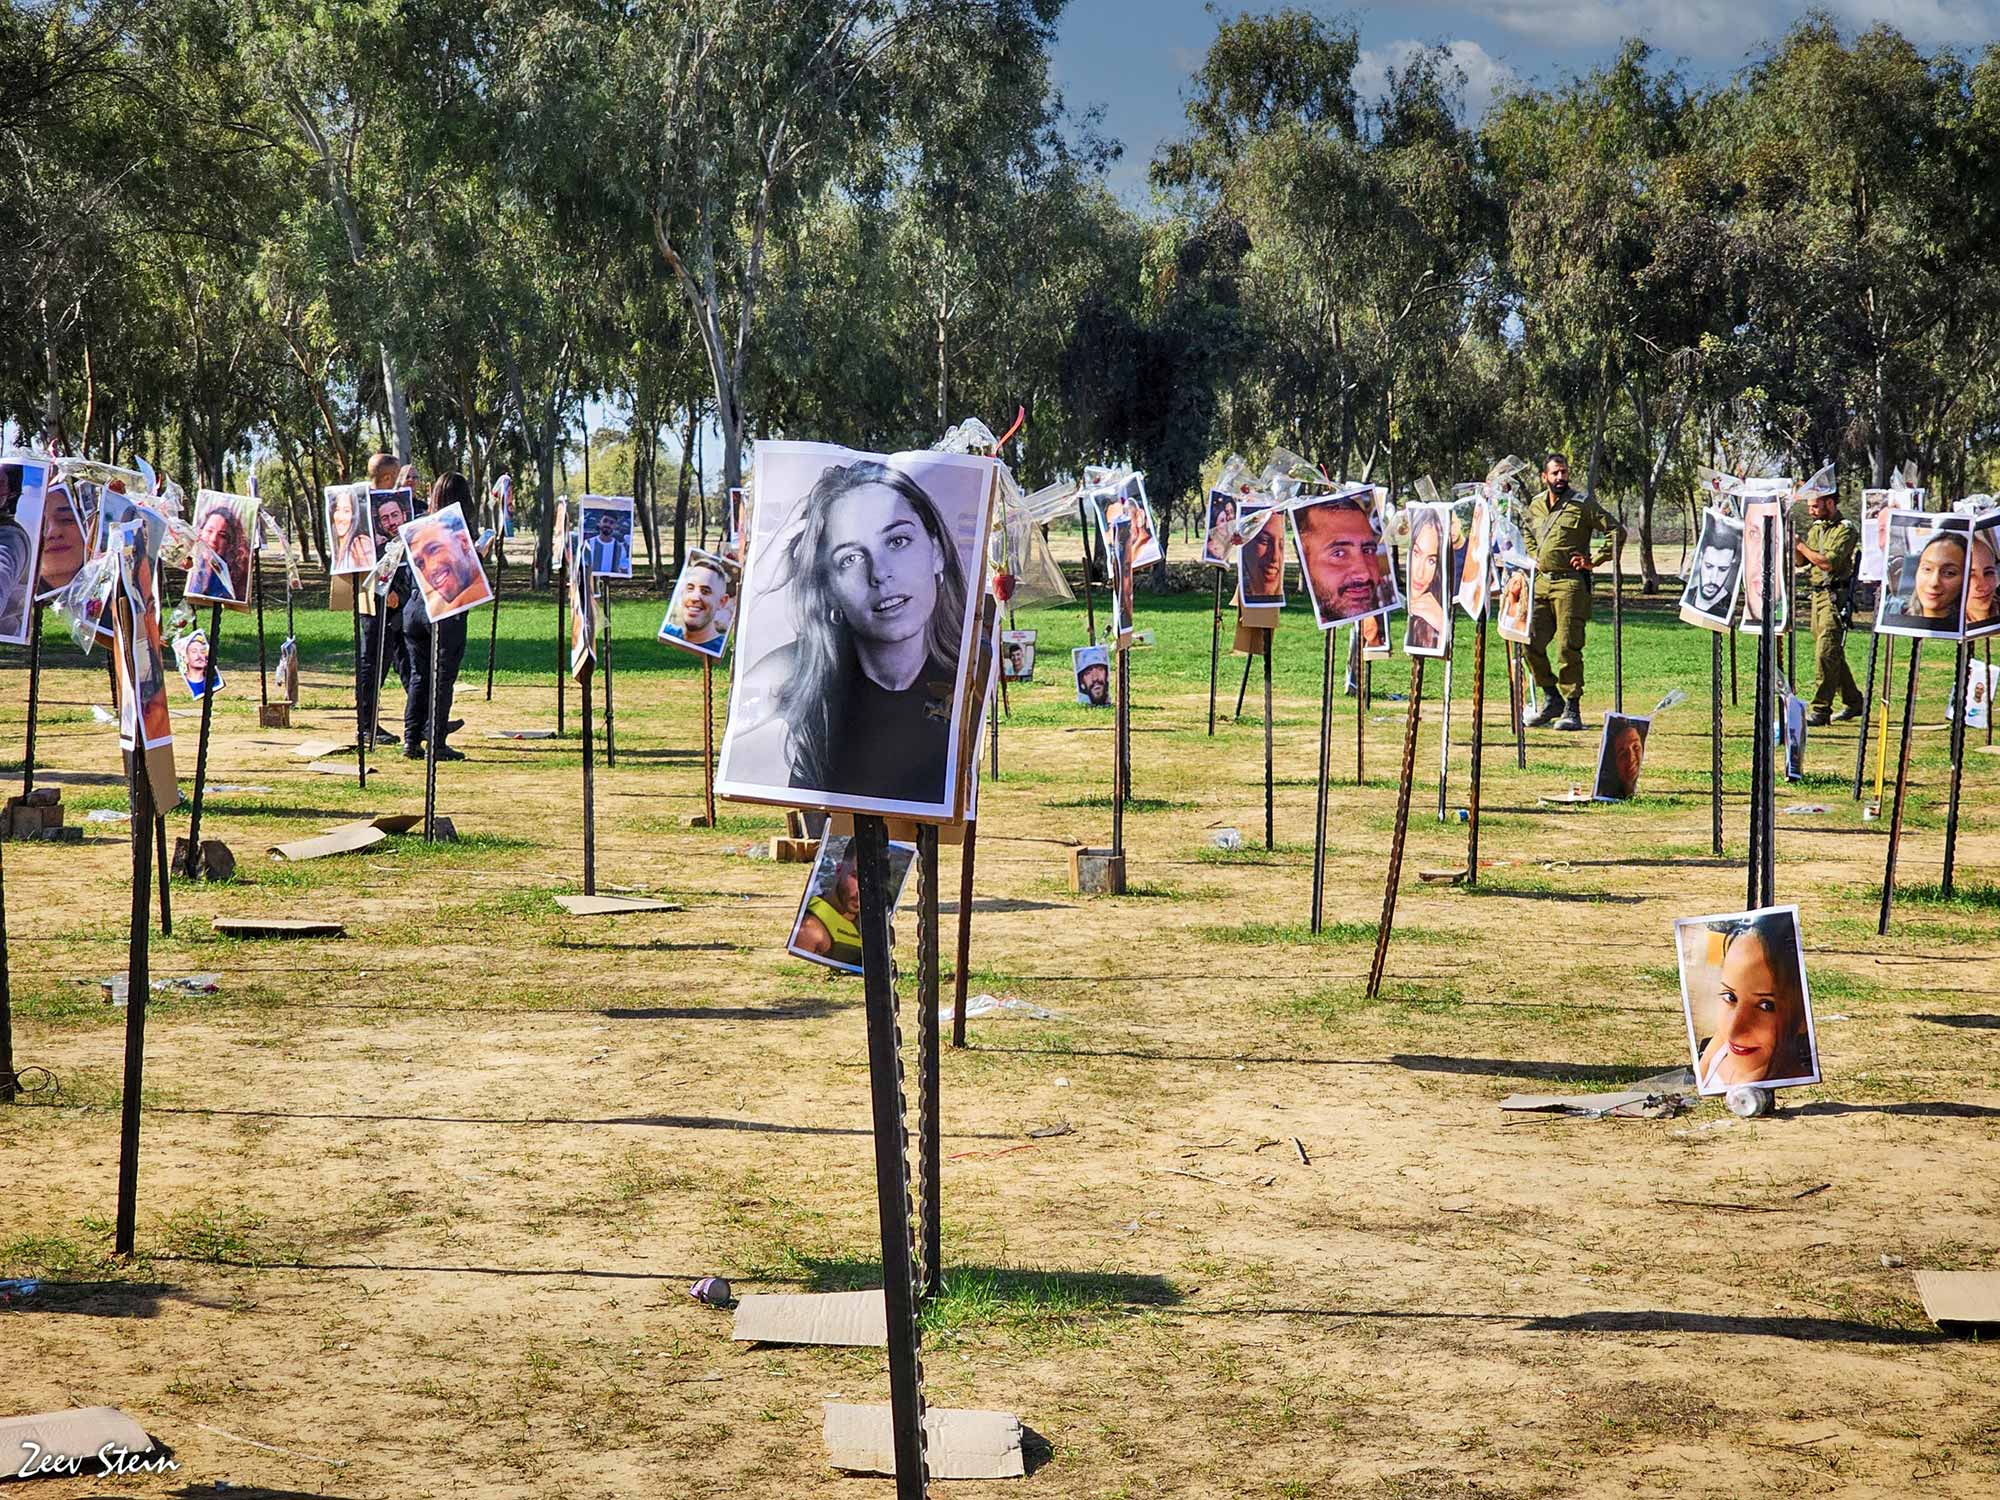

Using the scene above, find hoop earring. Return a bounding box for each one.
[829,607,843,627]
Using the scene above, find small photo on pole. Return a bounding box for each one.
[171,628,224,701]
[1000,628,1036,681]
[1237,507,1287,608]
[1452,497,1492,618]
[1674,904,1820,1096]
[369,487,415,551]
[785,831,918,974]
[36,476,86,597]
[1678,507,1744,631]
[1877,510,1972,639]
[402,502,494,624]
[1093,472,1163,570]
[658,549,737,660]
[568,544,596,681]
[1072,643,1111,707]
[1737,500,1790,636]
[187,491,260,610]
[1359,609,1392,659]
[1200,487,1241,566]
[1591,712,1650,801]
[1495,558,1535,644]
[1964,512,1998,639]
[579,494,636,578]
[0,457,49,644]
[1402,502,1452,657]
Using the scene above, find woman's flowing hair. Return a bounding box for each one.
[1411,508,1444,589]
[203,507,248,585]
[430,472,472,516]
[771,460,969,791]
[1712,911,1812,1079]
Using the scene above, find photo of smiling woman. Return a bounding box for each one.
[187,492,257,607]
[1676,904,1819,1095]
[1237,507,1286,607]
[1402,503,1450,657]
[718,442,994,822]
[1961,515,1998,639]
[325,484,376,575]
[37,481,87,595]
[1878,511,1972,638]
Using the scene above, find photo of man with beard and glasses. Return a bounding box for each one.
[717,441,994,822]
[1678,507,1745,630]
[1237,507,1287,607]
[786,833,919,973]
[1591,713,1650,801]
[1291,488,1398,631]
[1676,904,1819,1095]
[658,550,737,659]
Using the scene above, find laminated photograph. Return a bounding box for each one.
[1591,712,1650,801]
[1092,471,1162,570]
[579,494,636,578]
[325,484,376,575]
[1678,507,1744,630]
[369,486,415,551]
[36,478,86,597]
[568,541,596,680]
[402,502,494,624]
[1108,514,1136,644]
[1738,500,1790,635]
[1496,557,1534,644]
[1402,502,1451,658]
[785,832,919,973]
[187,490,260,608]
[1964,512,1998,639]
[1072,643,1111,706]
[1877,510,1971,639]
[1237,506,1287,608]
[1200,487,1241,566]
[172,628,224,700]
[1291,485,1399,631]
[1000,628,1036,681]
[1453,497,1491,618]
[1675,904,1820,1095]
[0,457,50,644]
[716,441,995,822]
[658,549,738,659]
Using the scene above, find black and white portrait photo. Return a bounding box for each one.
[1678,507,1744,630]
[716,441,995,822]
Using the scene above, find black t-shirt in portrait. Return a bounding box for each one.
[826,653,956,804]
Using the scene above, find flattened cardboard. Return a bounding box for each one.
[1915,1270,2000,1330]
[290,738,351,760]
[826,812,966,848]
[213,916,346,939]
[554,894,682,916]
[822,1402,1025,1480]
[1,1406,157,1473]
[270,824,386,861]
[731,1290,886,1347]
[489,728,555,739]
[366,813,422,833]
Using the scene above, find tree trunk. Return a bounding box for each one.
[674,402,694,572]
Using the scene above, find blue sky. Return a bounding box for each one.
[1051,0,2000,202]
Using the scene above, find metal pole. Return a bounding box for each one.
[1233,651,1253,720]
[1207,571,1222,735]
[1311,625,1333,930]
[950,820,976,1050]
[1711,630,1725,857]
[1878,641,1922,935]
[1612,522,1623,715]
[114,601,154,1257]
[425,619,441,842]
[702,658,716,826]
[254,547,268,709]
[1111,647,1126,861]
[1467,611,1487,886]
[1943,641,1969,897]
[1748,613,1766,911]
[1354,628,1365,786]
[1729,625,1738,706]
[1263,633,1275,852]
[352,592,367,789]
[916,824,942,1302]
[485,562,501,701]
[600,581,616,767]
[554,587,565,735]
[22,603,41,798]
[1873,636,1896,806]
[1760,516,1777,907]
[154,813,170,936]
[1077,498,1098,646]
[1436,658,1453,822]
[1511,643,1527,770]
[851,814,932,1500]
[1852,624,1881,799]
[0,833,12,1103]
[581,665,596,896]
[181,604,223,876]
[1365,656,1426,999]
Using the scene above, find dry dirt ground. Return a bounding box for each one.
[4,591,1999,1500]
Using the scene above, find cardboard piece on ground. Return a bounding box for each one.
[732,1290,886,1347]
[290,738,352,760]
[214,916,346,938]
[365,813,422,833]
[822,1403,1026,1480]
[554,894,682,916]
[270,824,386,861]
[1536,792,1595,806]
[490,729,556,739]
[1,1406,158,1474]
[305,760,360,776]
[825,812,966,848]
[1915,1270,2000,1330]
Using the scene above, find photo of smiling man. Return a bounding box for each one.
[1291,487,1399,631]
[402,502,493,624]
[658,549,737,660]
[1675,904,1819,1095]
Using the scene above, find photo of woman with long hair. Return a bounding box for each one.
[326,484,376,574]
[1676,905,1818,1094]
[1960,517,1997,638]
[1878,512,1971,638]
[37,481,86,594]
[187,493,255,606]
[1403,503,1449,656]
[719,442,993,820]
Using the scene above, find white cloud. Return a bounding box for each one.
[1355,38,1519,122]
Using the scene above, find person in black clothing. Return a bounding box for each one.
[353,452,405,745]
[770,459,970,806]
[403,471,474,760]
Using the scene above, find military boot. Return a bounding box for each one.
[1528,693,1565,728]
[1557,695,1584,731]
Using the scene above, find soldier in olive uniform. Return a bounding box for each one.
[1794,489,1864,725]
[1523,453,1624,731]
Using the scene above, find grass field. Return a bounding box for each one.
[3,560,1998,1499]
